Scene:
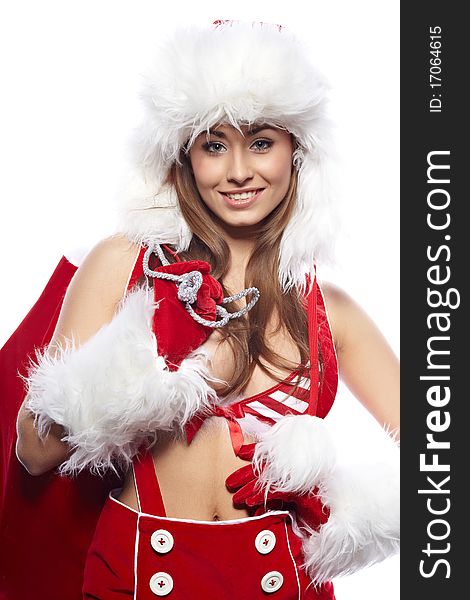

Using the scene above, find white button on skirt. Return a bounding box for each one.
[151,529,174,554]
[255,529,277,554]
[149,571,174,596]
[261,571,284,593]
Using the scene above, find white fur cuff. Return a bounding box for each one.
[251,414,400,583]
[253,414,337,493]
[302,445,400,584]
[25,287,216,475]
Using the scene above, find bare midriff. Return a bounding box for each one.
[116,417,255,521]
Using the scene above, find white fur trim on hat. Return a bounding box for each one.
[116,21,339,290]
[24,287,216,475]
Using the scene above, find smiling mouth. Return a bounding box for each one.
[223,189,262,200]
[219,189,265,206]
[219,189,264,208]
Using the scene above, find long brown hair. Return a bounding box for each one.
[163,149,321,398]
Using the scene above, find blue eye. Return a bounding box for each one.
[202,142,226,154]
[201,139,273,154]
[251,139,273,152]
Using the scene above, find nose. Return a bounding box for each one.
[226,148,254,184]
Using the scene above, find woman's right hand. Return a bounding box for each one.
[16,397,70,476]
[150,257,224,367]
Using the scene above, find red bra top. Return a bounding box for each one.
[128,245,338,453]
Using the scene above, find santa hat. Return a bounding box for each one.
[116,20,339,291]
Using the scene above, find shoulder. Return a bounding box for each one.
[79,234,141,272]
[72,234,141,298]
[320,279,393,357]
[319,280,365,354]
[50,235,142,347]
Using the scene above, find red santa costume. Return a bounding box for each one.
[0,20,399,600]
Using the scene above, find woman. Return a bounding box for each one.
[15,21,399,598]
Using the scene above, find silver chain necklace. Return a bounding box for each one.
[143,242,260,328]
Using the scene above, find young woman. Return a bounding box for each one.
[13,21,399,599]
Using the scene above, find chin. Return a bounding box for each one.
[217,209,270,229]
[222,217,264,229]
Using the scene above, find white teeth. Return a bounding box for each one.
[225,190,259,200]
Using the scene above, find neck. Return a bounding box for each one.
[217,224,257,288]
[219,223,257,263]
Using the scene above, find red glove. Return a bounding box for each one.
[226,444,330,531]
[152,259,224,368]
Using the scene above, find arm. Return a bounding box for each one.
[16,235,141,476]
[322,282,400,437]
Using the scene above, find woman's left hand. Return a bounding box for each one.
[226,443,330,531]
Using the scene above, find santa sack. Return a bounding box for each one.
[0,255,120,600]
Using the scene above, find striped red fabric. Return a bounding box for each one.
[237,368,314,426]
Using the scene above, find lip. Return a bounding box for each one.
[219,188,264,208]
[220,187,264,195]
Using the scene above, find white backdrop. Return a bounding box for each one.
[0,1,399,597]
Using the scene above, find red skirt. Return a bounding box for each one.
[82,451,335,599]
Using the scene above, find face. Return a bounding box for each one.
[188,123,294,231]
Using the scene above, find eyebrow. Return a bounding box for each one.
[207,124,277,138]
